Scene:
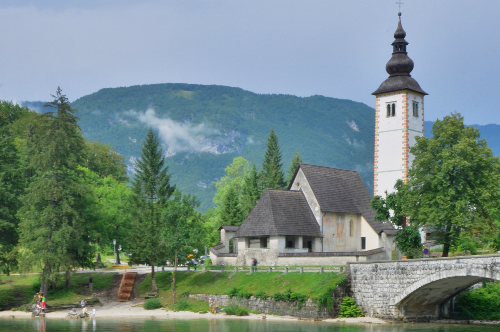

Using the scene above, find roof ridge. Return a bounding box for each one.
[300,163,359,173]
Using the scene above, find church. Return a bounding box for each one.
[210,13,427,266]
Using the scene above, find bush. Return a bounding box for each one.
[228,287,252,299]
[255,291,268,300]
[317,276,345,311]
[172,299,190,311]
[225,305,249,316]
[455,281,500,320]
[143,298,162,310]
[339,297,363,318]
[273,288,308,309]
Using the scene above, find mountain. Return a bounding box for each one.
[20,84,500,211]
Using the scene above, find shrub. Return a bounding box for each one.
[255,291,268,300]
[339,297,363,318]
[172,299,190,311]
[273,288,308,309]
[317,275,345,311]
[455,281,500,320]
[228,287,252,299]
[225,305,249,316]
[143,298,162,310]
[228,287,239,298]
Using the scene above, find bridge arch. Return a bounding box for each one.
[392,267,500,306]
[348,255,500,320]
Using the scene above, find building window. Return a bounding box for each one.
[260,237,268,248]
[412,101,419,117]
[349,219,354,237]
[361,237,366,250]
[285,237,295,248]
[386,102,396,117]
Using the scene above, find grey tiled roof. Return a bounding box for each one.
[234,190,322,238]
[372,75,427,96]
[295,164,397,235]
[218,225,240,232]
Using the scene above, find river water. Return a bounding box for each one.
[0,318,498,332]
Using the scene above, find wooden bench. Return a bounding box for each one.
[145,292,158,299]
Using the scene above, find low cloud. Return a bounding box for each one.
[128,109,214,153]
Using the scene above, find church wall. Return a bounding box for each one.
[360,216,380,250]
[406,92,425,168]
[289,168,322,226]
[322,212,360,252]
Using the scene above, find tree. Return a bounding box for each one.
[18,88,93,294]
[164,190,203,304]
[286,151,302,186]
[129,128,175,292]
[0,101,28,274]
[220,186,244,226]
[371,179,422,258]
[260,128,286,190]
[240,163,261,216]
[403,113,500,257]
[84,140,128,182]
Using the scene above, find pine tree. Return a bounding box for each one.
[260,128,286,189]
[220,186,244,226]
[241,163,261,216]
[129,128,175,292]
[286,151,302,186]
[0,101,27,274]
[18,88,91,294]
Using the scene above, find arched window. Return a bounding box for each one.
[386,104,391,117]
[349,219,354,237]
[392,103,396,117]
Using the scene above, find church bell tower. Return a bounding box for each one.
[373,13,427,197]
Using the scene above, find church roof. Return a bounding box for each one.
[218,225,239,232]
[291,164,397,235]
[234,189,322,238]
[373,13,427,96]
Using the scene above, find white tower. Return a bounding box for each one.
[373,13,427,197]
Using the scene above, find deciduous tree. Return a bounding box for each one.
[403,113,500,257]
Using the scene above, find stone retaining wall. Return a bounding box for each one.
[188,285,350,319]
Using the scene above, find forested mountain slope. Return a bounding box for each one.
[22,84,500,211]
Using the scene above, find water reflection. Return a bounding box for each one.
[1,317,499,332]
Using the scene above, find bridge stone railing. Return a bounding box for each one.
[348,254,500,321]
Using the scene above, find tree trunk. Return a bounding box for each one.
[65,270,70,288]
[173,252,177,304]
[442,242,450,257]
[40,263,49,296]
[442,223,452,257]
[116,251,121,265]
[151,259,158,292]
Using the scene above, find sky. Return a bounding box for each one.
[1,0,499,125]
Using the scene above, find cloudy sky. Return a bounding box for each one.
[1,0,499,125]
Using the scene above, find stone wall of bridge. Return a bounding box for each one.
[348,255,500,321]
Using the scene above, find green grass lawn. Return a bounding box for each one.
[138,271,345,311]
[0,272,115,310]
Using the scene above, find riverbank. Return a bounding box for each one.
[0,301,386,324]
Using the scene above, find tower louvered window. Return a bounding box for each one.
[412,101,419,117]
[386,102,396,117]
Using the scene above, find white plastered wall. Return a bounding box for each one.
[289,168,321,226]
[360,216,380,250]
[374,90,425,197]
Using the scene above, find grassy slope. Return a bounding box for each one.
[0,273,115,310]
[138,271,345,311]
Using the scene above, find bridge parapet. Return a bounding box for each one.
[348,255,500,321]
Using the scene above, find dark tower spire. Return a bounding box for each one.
[373,13,427,95]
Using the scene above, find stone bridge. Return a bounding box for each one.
[347,254,500,321]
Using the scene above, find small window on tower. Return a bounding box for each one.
[413,101,419,117]
[386,102,396,117]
